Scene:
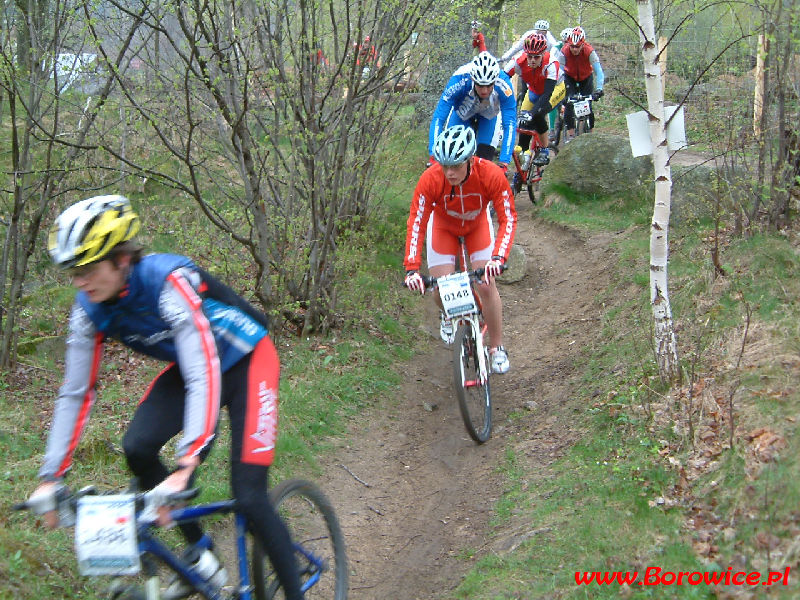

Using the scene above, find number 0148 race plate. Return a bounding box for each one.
[438,272,477,318]
[75,494,140,575]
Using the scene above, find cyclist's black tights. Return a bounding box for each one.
[476,143,496,161]
[123,353,304,600]
[564,74,594,130]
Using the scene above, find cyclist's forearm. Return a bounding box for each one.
[590,54,604,89]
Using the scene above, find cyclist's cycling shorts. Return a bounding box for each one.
[426,211,494,269]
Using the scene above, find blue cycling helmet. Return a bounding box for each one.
[433,126,477,166]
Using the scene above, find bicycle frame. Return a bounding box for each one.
[450,239,490,385]
[511,127,545,184]
[134,499,324,599]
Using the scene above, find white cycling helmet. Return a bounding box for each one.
[470,51,500,86]
[48,195,140,269]
[470,20,480,30]
[569,26,586,45]
[560,28,572,42]
[534,19,550,31]
[433,125,477,166]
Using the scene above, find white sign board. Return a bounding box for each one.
[626,105,687,157]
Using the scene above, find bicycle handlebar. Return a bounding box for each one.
[566,93,592,104]
[14,485,201,525]
[405,265,507,292]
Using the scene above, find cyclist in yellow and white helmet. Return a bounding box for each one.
[48,195,140,269]
[31,194,304,599]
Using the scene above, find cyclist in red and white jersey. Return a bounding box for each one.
[562,26,605,138]
[405,126,517,374]
[471,20,487,54]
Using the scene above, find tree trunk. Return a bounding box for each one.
[637,0,679,380]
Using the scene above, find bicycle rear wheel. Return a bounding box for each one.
[453,322,492,443]
[252,479,348,600]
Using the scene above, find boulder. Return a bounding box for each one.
[543,132,653,197]
[543,131,720,224]
[500,243,526,284]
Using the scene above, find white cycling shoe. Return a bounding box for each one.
[490,346,510,374]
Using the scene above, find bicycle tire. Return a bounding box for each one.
[452,322,492,443]
[252,479,348,600]
[526,167,538,205]
[576,117,588,137]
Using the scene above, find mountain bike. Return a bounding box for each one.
[511,113,548,205]
[553,93,594,147]
[14,479,348,599]
[412,238,503,444]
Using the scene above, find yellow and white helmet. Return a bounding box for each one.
[48,195,140,269]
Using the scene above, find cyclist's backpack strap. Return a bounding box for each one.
[194,267,271,332]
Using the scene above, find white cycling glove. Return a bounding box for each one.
[27,482,65,514]
[404,271,425,295]
[484,257,504,282]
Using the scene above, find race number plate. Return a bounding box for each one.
[574,99,591,118]
[438,272,477,318]
[75,494,140,575]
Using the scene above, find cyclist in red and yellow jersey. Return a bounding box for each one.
[404,126,517,374]
[505,32,564,165]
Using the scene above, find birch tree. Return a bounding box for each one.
[636,0,679,379]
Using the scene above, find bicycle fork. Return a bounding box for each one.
[459,316,490,386]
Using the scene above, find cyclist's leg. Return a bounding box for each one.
[225,337,303,600]
[465,215,504,350]
[580,75,595,129]
[474,115,498,161]
[123,365,209,544]
[517,93,535,151]
[564,75,578,136]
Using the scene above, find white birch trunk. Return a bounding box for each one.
[637,0,680,379]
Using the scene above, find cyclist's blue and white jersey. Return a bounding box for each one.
[428,64,518,164]
[39,254,270,480]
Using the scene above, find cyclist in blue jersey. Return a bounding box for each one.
[25,195,303,600]
[429,51,517,170]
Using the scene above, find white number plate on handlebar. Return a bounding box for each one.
[438,271,477,318]
[75,494,140,575]
[574,99,591,118]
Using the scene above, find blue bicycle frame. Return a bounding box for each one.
[136,500,323,599]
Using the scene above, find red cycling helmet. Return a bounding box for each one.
[524,32,548,55]
[569,27,586,45]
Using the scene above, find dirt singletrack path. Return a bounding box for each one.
[315,207,619,599]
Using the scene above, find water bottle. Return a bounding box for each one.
[521,150,531,171]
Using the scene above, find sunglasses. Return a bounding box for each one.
[68,263,99,278]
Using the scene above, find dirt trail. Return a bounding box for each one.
[316,208,619,599]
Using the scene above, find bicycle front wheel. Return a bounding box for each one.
[252,479,348,600]
[453,322,492,443]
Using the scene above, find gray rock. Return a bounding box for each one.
[543,132,653,197]
[500,243,526,284]
[543,132,721,224]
